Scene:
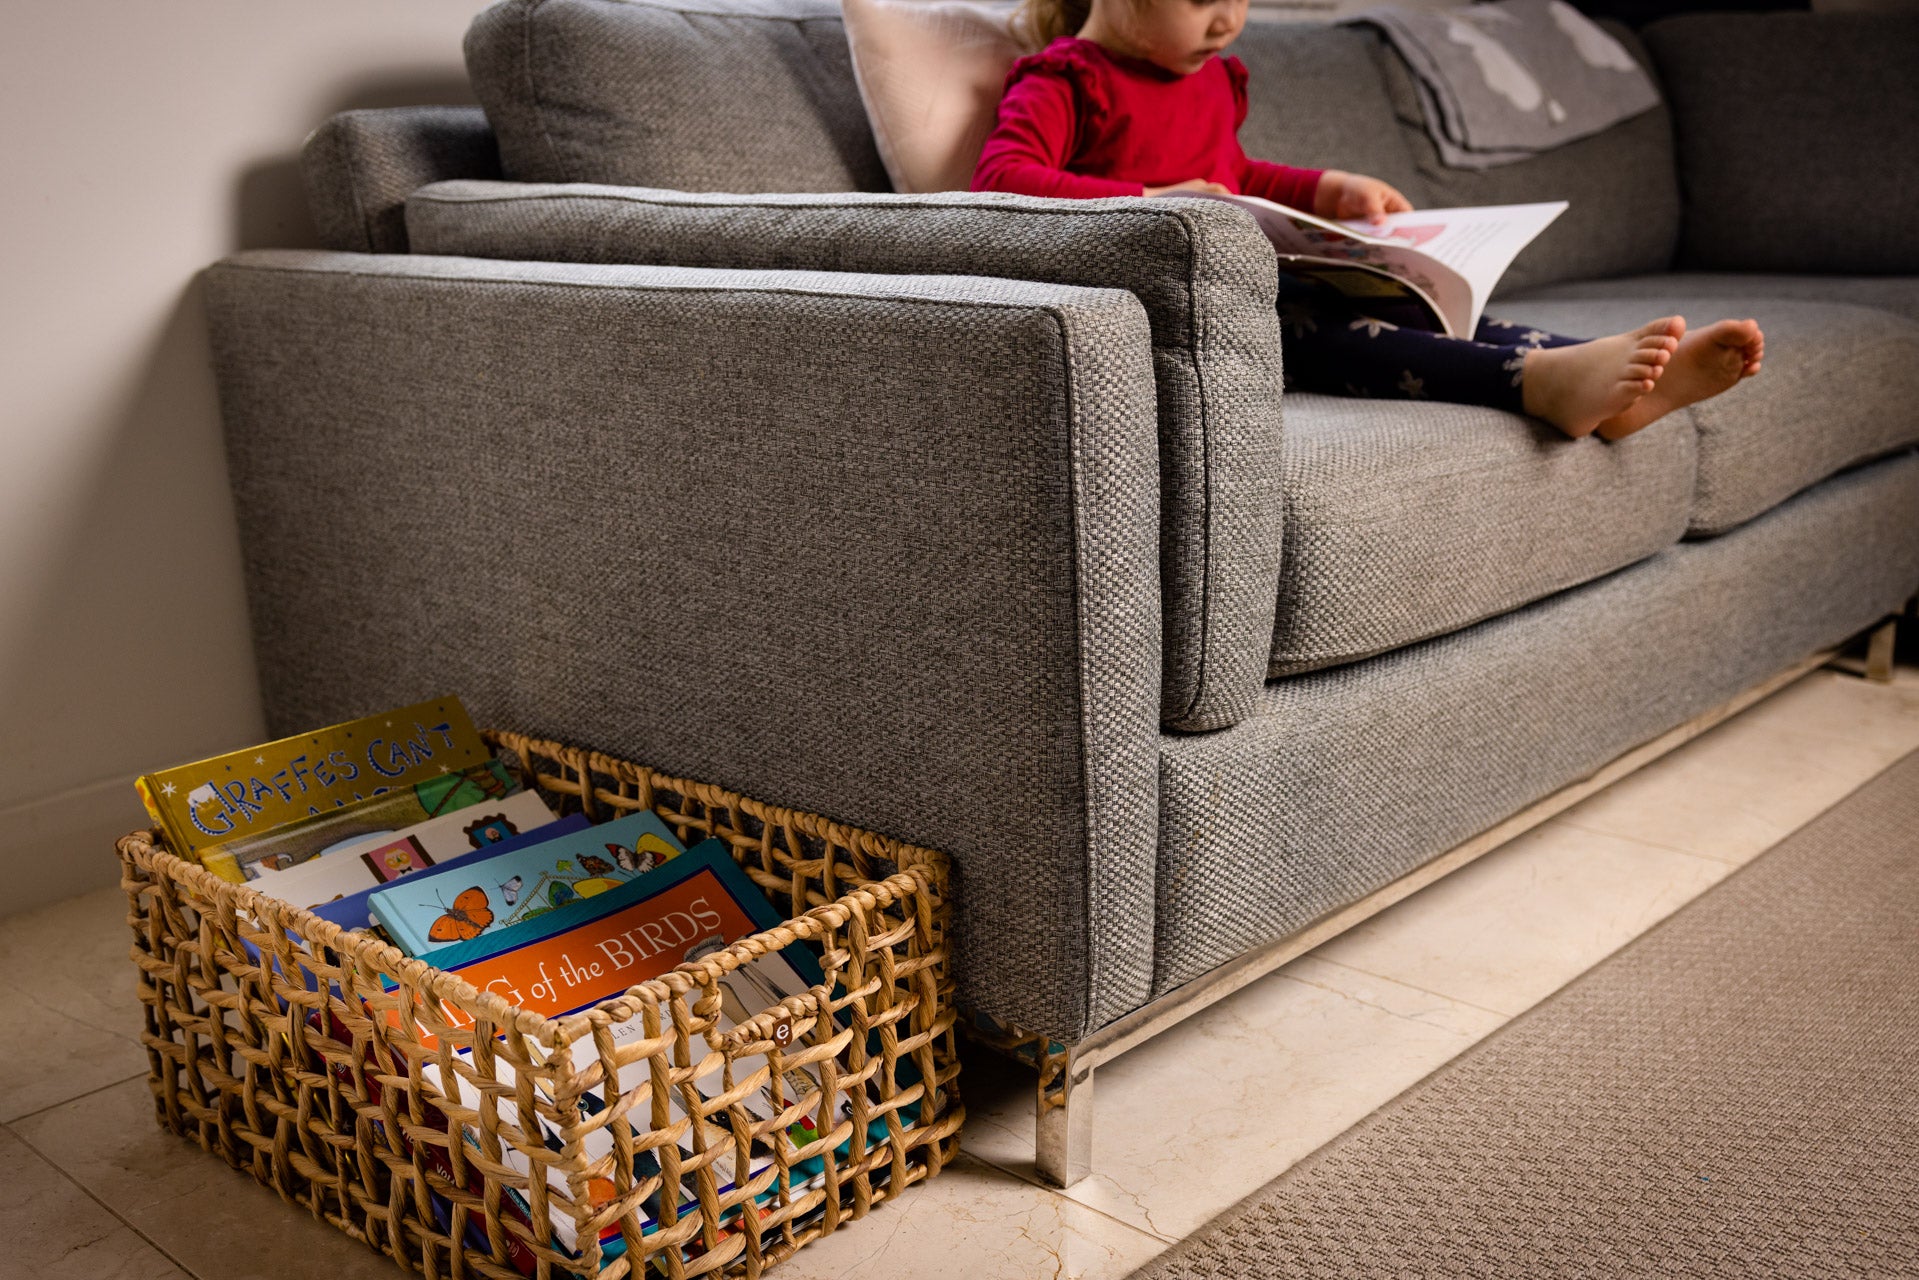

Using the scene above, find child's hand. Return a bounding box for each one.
[1316,171,1414,225]
[1143,179,1233,197]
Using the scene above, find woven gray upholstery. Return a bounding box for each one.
[1376,22,1679,297]
[1510,273,1919,325]
[202,250,1164,1042]
[465,0,887,194]
[1645,13,1919,274]
[1499,295,1919,536]
[1155,449,1919,993]
[302,107,501,253]
[1268,394,1694,677]
[407,180,1289,731]
[1228,24,1434,210]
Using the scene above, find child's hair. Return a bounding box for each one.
[1014,0,1093,48]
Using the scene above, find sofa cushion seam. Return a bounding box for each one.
[209,262,1138,320]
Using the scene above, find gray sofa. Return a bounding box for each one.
[205,0,1919,1185]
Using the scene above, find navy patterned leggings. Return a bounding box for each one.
[1276,272,1584,412]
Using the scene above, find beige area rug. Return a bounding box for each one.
[1130,747,1919,1279]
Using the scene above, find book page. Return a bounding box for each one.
[1334,202,1567,334]
[1186,194,1565,337]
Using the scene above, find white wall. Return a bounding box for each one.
[0,1,491,914]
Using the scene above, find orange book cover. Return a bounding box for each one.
[384,842,824,1254]
[404,844,784,1046]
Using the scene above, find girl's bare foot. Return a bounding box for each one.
[1594,318,1764,441]
[1521,318,1681,440]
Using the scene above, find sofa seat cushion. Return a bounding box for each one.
[1509,273,1919,325]
[1268,394,1694,677]
[1158,450,1919,995]
[1496,292,1919,536]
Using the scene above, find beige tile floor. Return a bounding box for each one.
[4,662,1916,1279]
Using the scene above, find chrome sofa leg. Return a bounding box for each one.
[1035,1042,1093,1188]
[1827,615,1901,682]
[1866,617,1897,683]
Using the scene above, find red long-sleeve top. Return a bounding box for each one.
[971,37,1323,208]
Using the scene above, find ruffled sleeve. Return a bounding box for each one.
[1223,55,1251,130]
[971,40,1144,199]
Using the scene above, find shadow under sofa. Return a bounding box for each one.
[203,0,1919,1187]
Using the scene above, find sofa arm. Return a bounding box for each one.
[203,249,1162,1042]
[406,181,1287,732]
[303,108,503,254]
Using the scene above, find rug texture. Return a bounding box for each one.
[1130,746,1919,1279]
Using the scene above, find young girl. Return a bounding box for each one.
[971,0,1764,440]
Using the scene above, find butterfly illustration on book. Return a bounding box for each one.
[498,875,523,906]
[608,833,677,874]
[426,886,494,944]
[577,854,614,876]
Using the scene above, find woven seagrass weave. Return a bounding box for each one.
[116,729,962,1280]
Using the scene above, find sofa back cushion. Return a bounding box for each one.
[1644,12,1919,274]
[1229,24,1436,212]
[1375,21,1679,296]
[465,0,890,194]
[1223,22,1678,297]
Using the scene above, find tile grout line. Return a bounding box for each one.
[4,1118,207,1280]
[957,1150,1183,1245]
[1288,954,1521,1019]
[1548,735,1916,870]
[1548,813,1761,866]
[1279,959,1515,1025]
[4,1070,151,1126]
[1306,740,1912,1016]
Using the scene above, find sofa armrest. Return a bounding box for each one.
[203,249,1162,1041]
[406,181,1287,732]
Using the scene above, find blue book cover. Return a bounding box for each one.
[416,837,824,990]
[392,837,829,1254]
[369,808,687,954]
[306,813,592,936]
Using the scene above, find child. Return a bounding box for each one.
[971,0,1764,440]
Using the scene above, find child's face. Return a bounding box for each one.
[1111,0,1248,75]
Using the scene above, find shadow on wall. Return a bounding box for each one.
[0,278,254,913]
[0,70,487,917]
[234,69,479,250]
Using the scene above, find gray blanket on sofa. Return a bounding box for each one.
[1347,0,1660,169]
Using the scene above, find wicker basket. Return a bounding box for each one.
[115,728,963,1280]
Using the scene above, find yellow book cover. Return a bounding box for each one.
[135,696,489,863]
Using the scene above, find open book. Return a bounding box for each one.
[1189,194,1567,338]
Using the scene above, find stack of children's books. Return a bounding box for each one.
[136,695,860,1272]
